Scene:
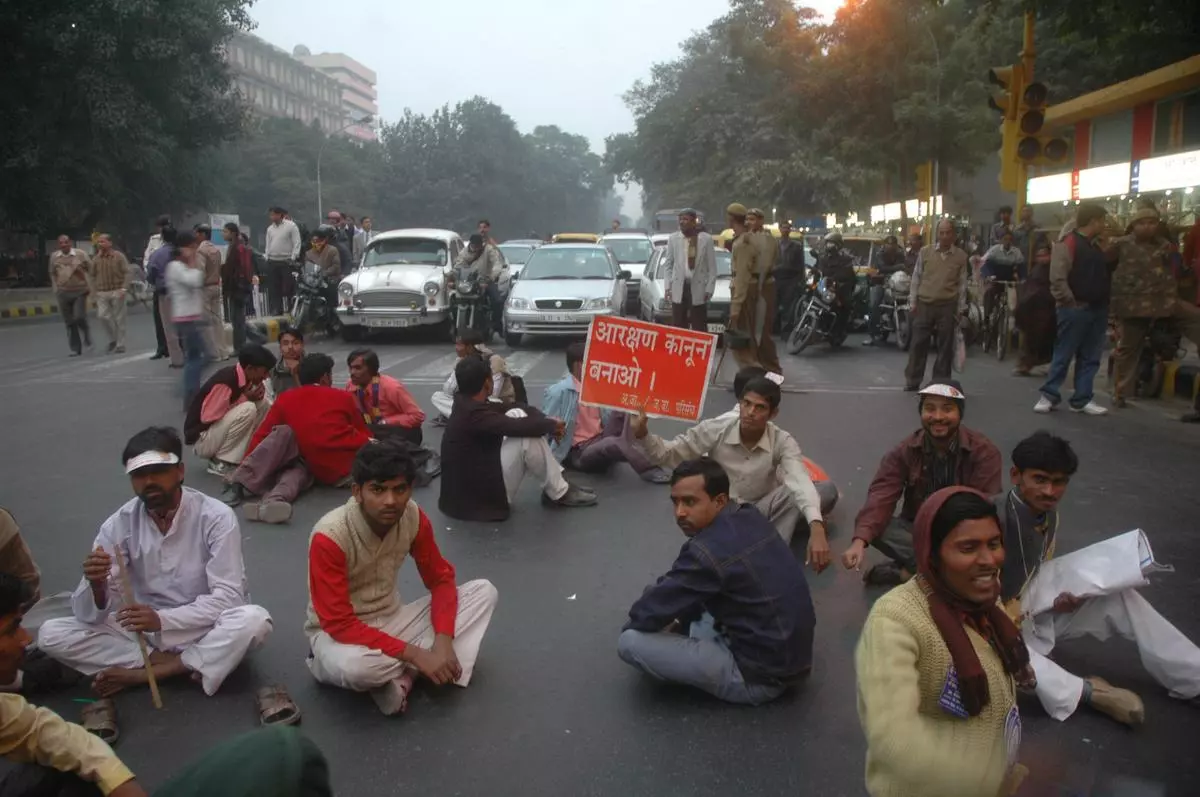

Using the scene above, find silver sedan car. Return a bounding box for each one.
[637,247,734,333]
[503,244,630,346]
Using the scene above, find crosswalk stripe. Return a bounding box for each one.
[402,352,459,379]
[502,350,553,376]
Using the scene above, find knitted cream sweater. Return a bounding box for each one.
[856,579,1019,797]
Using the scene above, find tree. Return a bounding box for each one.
[0,0,254,235]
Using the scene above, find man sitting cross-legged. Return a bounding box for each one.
[542,342,670,484]
[440,355,596,522]
[631,375,830,572]
[430,328,514,423]
[222,353,372,524]
[306,443,498,716]
[185,344,277,480]
[617,459,816,705]
[345,347,425,446]
[39,427,273,702]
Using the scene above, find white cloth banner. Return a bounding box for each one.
[1024,530,1169,617]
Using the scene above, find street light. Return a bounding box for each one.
[317,114,373,220]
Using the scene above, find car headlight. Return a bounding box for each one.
[509,297,530,310]
[338,282,354,297]
[423,281,440,297]
[584,297,611,310]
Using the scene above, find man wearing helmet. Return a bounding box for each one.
[816,231,857,337]
[840,380,1002,586]
[863,235,906,346]
[455,233,504,331]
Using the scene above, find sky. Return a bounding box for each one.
[249,0,846,219]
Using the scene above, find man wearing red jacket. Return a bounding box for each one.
[305,443,497,716]
[221,353,371,523]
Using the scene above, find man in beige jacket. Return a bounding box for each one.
[904,219,969,390]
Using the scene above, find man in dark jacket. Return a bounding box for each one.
[617,458,814,705]
[221,222,254,352]
[840,381,1001,585]
[863,235,906,346]
[1037,204,1116,415]
[185,344,277,479]
[774,220,807,332]
[439,357,596,522]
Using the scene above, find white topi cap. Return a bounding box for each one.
[765,372,785,385]
[124,450,181,474]
[917,382,965,400]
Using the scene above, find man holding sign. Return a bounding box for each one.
[631,375,830,572]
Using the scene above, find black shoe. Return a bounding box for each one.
[107,341,117,353]
[69,351,81,357]
[542,483,598,508]
[862,338,877,346]
[150,352,168,360]
[220,483,246,508]
[1182,412,1200,424]
[431,416,449,428]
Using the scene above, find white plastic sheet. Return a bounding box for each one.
[1024,529,1170,617]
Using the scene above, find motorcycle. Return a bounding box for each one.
[290,261,341,335]
[1135,318,1183,398]
[868,270,912,349]
[786,275,849,354]
[446,265,493,342]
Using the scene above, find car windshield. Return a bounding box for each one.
[521,248,614,280]
[498,244,534,264]
[604,238,652,264]
[715,249,732,276]
[363,238,448,267]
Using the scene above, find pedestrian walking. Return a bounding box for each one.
[144,214,171,359]
[1035,204,1115,416]
[661,209,716,331]
[147,227,185,367]
[325,210,354,278]
[221,222,254,353]
[352,216,376,266]
[194,224,230,361]
[165,231,207,410]
[264,207,301,315]
[904,220,969,391]
[90,234,132,353]
[48,235,93,357]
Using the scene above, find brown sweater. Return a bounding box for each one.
[90,250,131,293]
[914,245,968,305]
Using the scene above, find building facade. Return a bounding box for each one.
[294,49,379,142]
[226,32,348,136]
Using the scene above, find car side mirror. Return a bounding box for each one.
[618,270,632,280]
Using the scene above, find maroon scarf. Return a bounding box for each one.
[913,486,1030,716]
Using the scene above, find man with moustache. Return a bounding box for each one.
[841,381,1001,586]
[996,431,1200,727]
[39,427,273,702]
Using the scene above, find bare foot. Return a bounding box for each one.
[91,654,189,697]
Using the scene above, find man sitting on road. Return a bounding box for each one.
[346,348,425,446]
[305,443,498,716]
[39,427,273,705]
[222,353,372,524]
[631,376,829,572]
[431,328,514,422]
[269,326,305,397]
[440,356,596,522]
[996,431,1200,728]
[185,344,277,480]
[617,459,815,705]
[841,380,1002,586]
[542,343,670,484]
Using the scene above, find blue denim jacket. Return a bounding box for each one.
[624,504,815,685]
[541,373,610,463]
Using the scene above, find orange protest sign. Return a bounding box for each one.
[579,316,717,421]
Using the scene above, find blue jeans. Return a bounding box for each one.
[1039,305,1108,409]
[176,319,206,410]
[617,614,787,705]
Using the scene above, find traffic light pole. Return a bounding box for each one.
[1015,11,1036,217]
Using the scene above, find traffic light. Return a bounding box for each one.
[915,162,931,198]
[1015,80,1070,166]
[988,64,1024,192]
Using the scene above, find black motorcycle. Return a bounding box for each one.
[446,266,493,342]
[786,275,849,354]
[290,262,341,336]
[1136,318,1184,398]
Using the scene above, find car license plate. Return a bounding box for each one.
[540,314,574,323]
[364,317,416,328]
[707,323,726,334]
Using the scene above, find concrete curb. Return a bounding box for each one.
[0,303,59,320]
[238,316,285,344]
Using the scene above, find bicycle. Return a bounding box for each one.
[981,279,1019,361]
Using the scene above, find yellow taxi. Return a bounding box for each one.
[551,233,600,244]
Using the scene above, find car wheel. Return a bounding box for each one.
[505,332,522,348]
[341,325,365,342]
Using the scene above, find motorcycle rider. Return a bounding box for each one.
[303,225,342,322]
[455,233,504,331]
[863,235,906,346]
[816,231,857,338]
[904,232,923,274]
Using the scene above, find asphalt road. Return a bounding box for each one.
[1,309,1198,796]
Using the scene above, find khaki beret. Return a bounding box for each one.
[747,208,765,218]
[726,203,747,216]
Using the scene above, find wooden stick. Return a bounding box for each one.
[113,546,163,709]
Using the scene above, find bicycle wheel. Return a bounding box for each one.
[995,306,1010,361]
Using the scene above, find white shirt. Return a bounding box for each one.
[264,219,302,260]
[70,488,249,649]
[638,414,822,523]
[166,260,205,320]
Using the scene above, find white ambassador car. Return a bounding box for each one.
[637,246,734,333]
[503,244,630,347]
[336,228,509,341]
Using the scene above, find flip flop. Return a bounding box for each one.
[255,684,302,726]
[81,698,119,745]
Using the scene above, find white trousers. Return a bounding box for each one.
[37,605,273,696]
[1027,590,1200,720]
[431,391,454,418]
[501,435,570,502]
[307,579,498,691]
[193,401,268,464]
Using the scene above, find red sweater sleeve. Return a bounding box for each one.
[410,509,458,637]
[245,399,283,456]
[309,533,408,657]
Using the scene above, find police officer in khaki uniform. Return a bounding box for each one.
[728,205,782,373]
[1110,205,1200,406]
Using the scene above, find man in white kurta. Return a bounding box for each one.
[39,430,272,696]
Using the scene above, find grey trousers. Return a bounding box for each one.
[870,517,916,572]
[755,486,804,544]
